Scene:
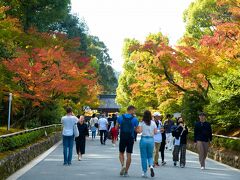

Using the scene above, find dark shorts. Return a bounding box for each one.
[119,137,134,153]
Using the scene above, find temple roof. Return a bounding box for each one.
[98,94,120,110]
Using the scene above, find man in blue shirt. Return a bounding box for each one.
[117,105,139,177]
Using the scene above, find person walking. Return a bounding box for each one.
[75,115,89,161]
[153,112,162,167]
[98,113,108,145]
[164,114,175,150]
[89,114,98,140]
[137,110,157,178]
[172,117,188,168]
[159,125,166,166]
[112,113,118,125]
[110,121,119,147]
[194,112,212,170]
[107,114,113,130]
[117,105,139,177]
[61,107,78,165]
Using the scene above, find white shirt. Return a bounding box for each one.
[61,115,78,136]
[90,117,98,127]
[98,117,108,130]
[154,120,162,143]
[140,121,157,137]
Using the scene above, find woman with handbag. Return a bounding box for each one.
[89,114,98,140]
[172,117,188,168]
[61,107,78,166]
[75,115,89,161]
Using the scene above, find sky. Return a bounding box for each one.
[71,0,194,72]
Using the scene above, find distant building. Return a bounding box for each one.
[98,95,120,113]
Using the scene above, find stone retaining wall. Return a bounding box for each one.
[0,132,61,180]
[187,141,240,169]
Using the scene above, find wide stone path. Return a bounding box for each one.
[16,136,240,180]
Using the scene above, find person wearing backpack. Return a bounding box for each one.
[117,105,139,177]
[172,117,188,168]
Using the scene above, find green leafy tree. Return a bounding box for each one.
[183,0,230,40]
[51,16,118,94]
[205,68,240,133]
[49,14,89,52]
[86,35,118,94]
[1,0,70,32]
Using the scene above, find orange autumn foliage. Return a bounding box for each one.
[4,46,98,106]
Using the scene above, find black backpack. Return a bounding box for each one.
[120,115,134,139]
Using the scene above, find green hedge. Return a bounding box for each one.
[0,126,62,153]
[188,131,240,152]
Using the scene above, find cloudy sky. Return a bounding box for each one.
[71,0,194,71]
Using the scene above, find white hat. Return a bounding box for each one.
[153,112,161,116]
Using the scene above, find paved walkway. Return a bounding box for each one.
[15,136,240,180]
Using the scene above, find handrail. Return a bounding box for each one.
[188,130,240,140]
[212,134,240,140]
[0,124,62,139]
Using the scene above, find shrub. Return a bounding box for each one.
[0,125,61,153]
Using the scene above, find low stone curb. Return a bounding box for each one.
[0,132,61,180]
[187,141,240,169]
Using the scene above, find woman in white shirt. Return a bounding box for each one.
[137,110,157,178]
[89,114,98,140]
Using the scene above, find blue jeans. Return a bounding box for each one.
[92,130,96,139]
[63,135,74,165]
[140,136,154,172]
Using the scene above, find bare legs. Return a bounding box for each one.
[119,152,132,173]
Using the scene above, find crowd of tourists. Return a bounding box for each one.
[61,106,212,178]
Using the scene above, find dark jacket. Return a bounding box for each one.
[75,123,89,140]
[164,119,175,133]
[194,121,212,142]
[172,125,188,144]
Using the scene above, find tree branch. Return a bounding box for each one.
[161,62,188,92]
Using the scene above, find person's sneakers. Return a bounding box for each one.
[142,172,147,178]
[174,161,177,166]
[201,166,205,170]
[150,166,155,177]
[154,163,160,167]
[120,167,126,176]
[161,161,166,166]
[63,163,68,166]
[124,172,129,177]
[180,164,185,168]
